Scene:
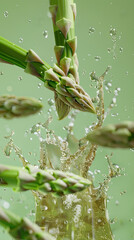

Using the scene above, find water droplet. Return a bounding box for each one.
[39,97,43,102]
[48,98,54,106]
[119,47,123,53]
[110,218,117,224]
[115,200,119,206]
[4,11,8,17]
[43,30,48,39]
[95,56,101,61]
[112,97,116,104]
[88,208,91,214]
[0,200,10,209]
[18,76,23,81]
[107,48,111,53]
[38,83,42,88]
[28,19,31,23]
[51,57,54,62]
[19,37,23,43]
[89,27,95,35]
[111,113,119,117]
[107,82,112,87]
[94,169,101,175]
[110,27,116,36]
[120,190,126,195]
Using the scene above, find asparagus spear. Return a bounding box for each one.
[0,164,91,196]
[85,121,134,148]
[48,0,96,119]
[0,207,55,240]
[0,32,95,119]
[0,95,43,119]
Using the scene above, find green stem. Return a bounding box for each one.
[0,164,91,196]
[0,36,50,82]
[0,207,55,240]
[49,0,78,73]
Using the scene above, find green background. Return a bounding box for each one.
[0,0,134,239]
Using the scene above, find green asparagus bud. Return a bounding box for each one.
[85,121,134,148]
[0,96,42,119]
[0,164,92,196]
[0,207,55,240]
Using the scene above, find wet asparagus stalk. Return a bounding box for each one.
[0,164,91,196]
[85,121,134,148]
[0,20,95,119]
[48,0,96,119]
[0,207,55,240]
[0,95,43,119]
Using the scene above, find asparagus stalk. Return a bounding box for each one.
[85,121,134,148]
[0,207,55,240]
[0,164,91,196]
[0,95,43,119]
[0,5,96,119]
[0,36,50,79]
[48,0,96,119]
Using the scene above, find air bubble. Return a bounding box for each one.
[0,72,4,75]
